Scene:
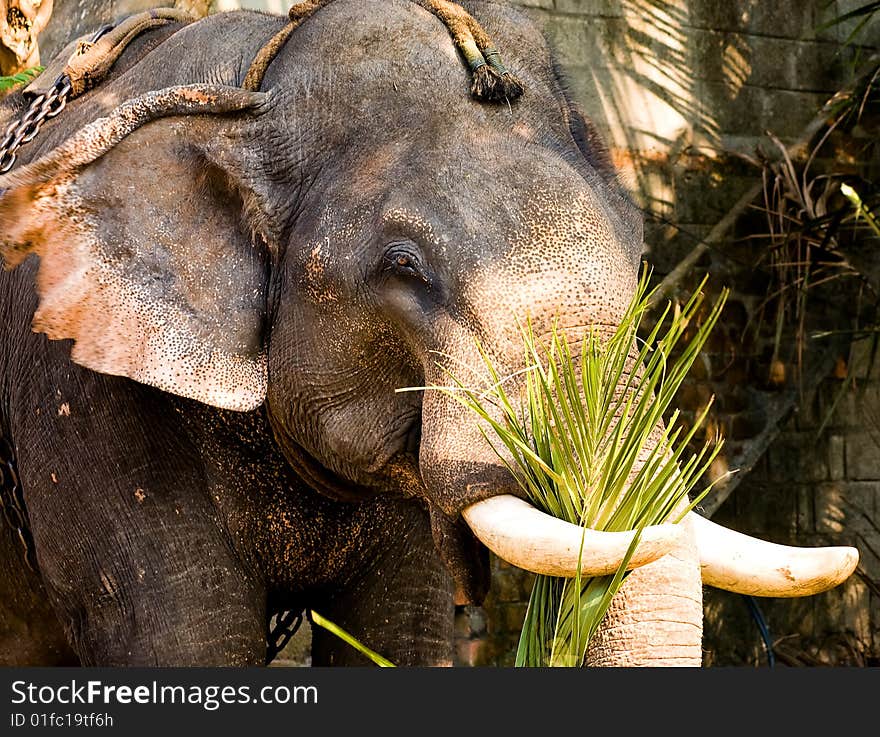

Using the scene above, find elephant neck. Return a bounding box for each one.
[172,398,385,591]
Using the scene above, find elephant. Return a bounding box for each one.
[0,0,858,667]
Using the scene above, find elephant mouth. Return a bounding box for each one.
[459,493,859,598]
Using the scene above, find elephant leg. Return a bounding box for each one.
[0,519,79,666]
[12,369,267,666]
[309,499,455,667]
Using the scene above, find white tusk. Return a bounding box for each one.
[691,513,859,597]
[462,494,684,578]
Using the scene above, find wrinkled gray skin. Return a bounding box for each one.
[0,1,702,666]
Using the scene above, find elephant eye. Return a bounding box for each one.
[383,243,429,284]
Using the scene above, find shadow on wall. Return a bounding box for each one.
[537,0,875,252]
[552,0,725,204]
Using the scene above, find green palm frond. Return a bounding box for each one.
[0,66,43,92]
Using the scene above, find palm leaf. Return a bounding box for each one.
[0,66,43,92]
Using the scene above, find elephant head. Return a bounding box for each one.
[0,0,52,76]
[0,1,857,665]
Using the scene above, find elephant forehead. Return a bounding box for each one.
[509,186,628,266]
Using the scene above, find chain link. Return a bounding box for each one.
[0,74,73,174]
[0,23,115,175]
[0,429,36,572]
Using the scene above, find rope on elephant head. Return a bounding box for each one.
[242,0,525,103]
[413,0,525,101]
[242,0,336,92]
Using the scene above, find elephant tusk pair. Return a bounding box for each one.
[462,494,860,597]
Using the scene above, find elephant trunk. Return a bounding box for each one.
[584,503,703,666]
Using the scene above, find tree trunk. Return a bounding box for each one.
[0,0,54,76]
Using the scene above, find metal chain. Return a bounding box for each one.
[0,429,36,572]
[0,23,115,175]
[0,73,72,173]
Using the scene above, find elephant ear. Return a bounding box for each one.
[0,84,271,411]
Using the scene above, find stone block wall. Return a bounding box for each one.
[701,346,880,666]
